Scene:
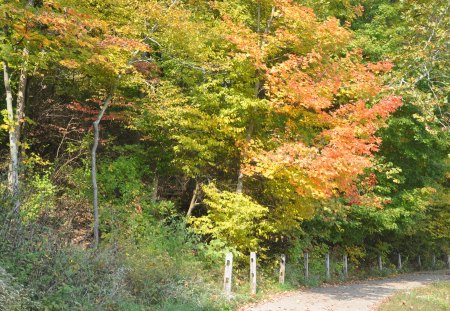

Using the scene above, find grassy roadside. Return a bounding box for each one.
[378,281,450,311]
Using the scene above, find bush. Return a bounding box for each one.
[190,184,275,258]
[0,267,37,311]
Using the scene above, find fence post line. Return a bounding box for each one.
[304,252,309,280]
[378,255,383,271]
[325,253,330,280]
[418,255,421,269]
[279,254,286,284]
[432,253,436,269]
[398,253,402,270]
[343,254,348,277]
[223,252,233,295]
[250,252,257,295]
[447,254,450,269]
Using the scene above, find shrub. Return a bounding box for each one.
[0,267,37,311]
[190,184,275,258]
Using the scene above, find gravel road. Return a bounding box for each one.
[242,271,450,311]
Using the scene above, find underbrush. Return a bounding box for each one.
[0,267,37,311]
[0,208,237,310]
[1,192,446,311]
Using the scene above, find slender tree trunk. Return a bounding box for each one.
[2,47,29,213]
[3,62,20,213]
[186,180,200,217]
[235,171,244,194]
[90,52,137,247]
[91,92,114,249]
[16,48,28,143]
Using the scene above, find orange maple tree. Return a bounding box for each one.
[223,0,402,205]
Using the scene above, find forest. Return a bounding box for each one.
[0,0,448,310]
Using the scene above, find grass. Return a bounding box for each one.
[378,281,450,311]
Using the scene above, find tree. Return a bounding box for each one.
[224,0,402,206]
[354,0,449,132]
[129,0,244,216]
[64,0,151,248]
[1,0,101,212]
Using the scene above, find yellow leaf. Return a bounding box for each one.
[59,59,80,69]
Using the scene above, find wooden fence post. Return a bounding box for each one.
[432,254,436,269]
[304,252,309,280]
[417,255,421,269]
[223,252,233,295]
[447,254,450,269]
[325,253,330,280]
[343,254,348,277]
[398,253,402,270]
[378,255,383,271]
[279,254,286,284]
[250,252,257,295]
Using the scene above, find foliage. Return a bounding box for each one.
[219,0,403,211]
[21,170,57,222]
[190,184,275,257]
[0,0,448,308]
[0,267,37,311]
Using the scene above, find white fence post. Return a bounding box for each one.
[418,255,421,269]
[325,253,330,280]
[223,252,233,295]
[447,254,450,269]
[398,253,402,270]
[250,252,257,295]
[432,254,436,269]
[304,252,309,280]
[279,254,286,284]
[378,255,383,271]
[343,254,348,277]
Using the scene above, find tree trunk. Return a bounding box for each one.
[91,92,114,249]
[3,62,20,213]
[90,51,139,248]
[186,180,200,217]
[15,48,28,143]
[235,171,244,194]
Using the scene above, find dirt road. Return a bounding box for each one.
[243,271,450,311]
